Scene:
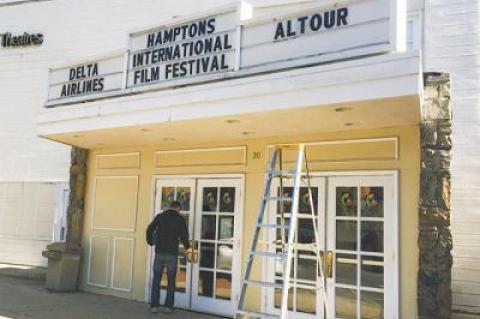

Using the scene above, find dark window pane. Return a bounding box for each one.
[219,187,235,212]
[361,222,384,253]
[336,187,357,217]
[277,187,293,214]
[198,271,214,297]
[361,291,384,319]
[201,216,216,240]
[161,187,175,210]
[336,220,357,251]
[361,256,384,289]
[336,287,357,319]
[336,253,358,286]
[180,213,189,231]
[299,187,318,215]
[202,187,218,212]
[200,243,215,268]
[176,187,191,211]
[297,250,317,281]
[215,273,232,300]
[298,219,314,244]
[277,187,318,215]
[361,187,384,217]
[217,244,233,271]
[218,216,234,240]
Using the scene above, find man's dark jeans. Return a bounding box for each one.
[150,253,178,308]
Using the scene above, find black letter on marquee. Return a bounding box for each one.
[274,22,285,40]
[207,18,216,34]
[337,8,349,26]
[69,68,75,81]
[298,16,308,34]
[310,14,322,31]
[324,10,336,29]
[98,78,105,91]
[147,33,155,48]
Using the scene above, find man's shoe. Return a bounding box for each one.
[164,307,174,314]
[150,306,160,313]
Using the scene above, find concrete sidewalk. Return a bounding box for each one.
[0,275,222,319]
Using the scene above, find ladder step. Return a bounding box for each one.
[257,223,289,229]
[265,196,293,202]
[251,251,287,259]
[245,280,283,288]
[236,310,280,319]
[269,169,297,176]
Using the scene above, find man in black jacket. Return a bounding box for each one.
[146,201,190,314]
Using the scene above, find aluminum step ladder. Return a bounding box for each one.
[235,144,329,319]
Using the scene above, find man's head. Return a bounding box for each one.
[169,201,181,212]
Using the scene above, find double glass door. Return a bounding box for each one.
[150,177,243,317]
[265,174,397,319]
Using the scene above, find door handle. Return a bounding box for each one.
[326,250,333,278]
[186,240,199,263]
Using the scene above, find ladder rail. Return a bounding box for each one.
[279,146,304,319]
[236,150,279,315]
[304,150,330,318]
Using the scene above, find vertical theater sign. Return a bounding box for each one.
[45,0,405,107]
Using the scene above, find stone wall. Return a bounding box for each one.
[418,73,452,319]
[66,147,88,245]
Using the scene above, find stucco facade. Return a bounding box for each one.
[0,0,478,318]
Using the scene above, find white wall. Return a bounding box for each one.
[423,0,480,315]
[0,0,235,266]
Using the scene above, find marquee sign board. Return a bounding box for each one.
[127,9,238,89]
[47,53,125,104]
[45,0,405,105]
[240,0,401,71]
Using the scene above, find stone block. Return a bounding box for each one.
[420,173,451,210]
[421,149,451,173]
[419,207,450,227]
[422,97,452,121]
[420,122,452,150]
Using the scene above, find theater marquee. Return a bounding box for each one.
[127,9,238,89]
[45,0,405,106]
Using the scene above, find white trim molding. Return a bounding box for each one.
[91,175,139,233]
[87,235,110,288]
[111,237,135,293]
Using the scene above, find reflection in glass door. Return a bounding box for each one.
[192,179,243,316]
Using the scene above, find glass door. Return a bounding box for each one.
[151,178,196,309]
[191,178,243,316]
[326,175,397,319]
[265,177,327,319]
[263,174,398,319]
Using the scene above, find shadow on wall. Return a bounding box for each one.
[0,263,46,281]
